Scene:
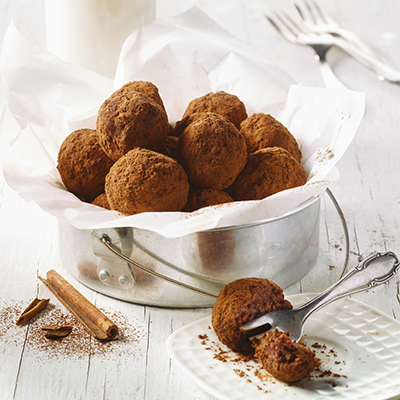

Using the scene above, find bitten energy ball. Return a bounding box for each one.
[211,278,292,355]
[176,113,247,190]
[182,187,233,212]
[105,148,189,215]
[57,128,114,202]
[180,91,248,129]
[96,90,170,161]
[253,329,316,382]
[233,147,307,201]
[240,113,302,162]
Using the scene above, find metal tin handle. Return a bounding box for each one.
[91,232,218,299]
[90,189,349,299]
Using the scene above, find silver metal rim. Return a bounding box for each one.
[92,190,350,297]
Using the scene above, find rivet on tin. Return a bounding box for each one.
[99,269,109,282]
[118,274,130,286]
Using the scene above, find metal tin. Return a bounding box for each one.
[58,195,321,308]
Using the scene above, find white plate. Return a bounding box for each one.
[166,294,400,400]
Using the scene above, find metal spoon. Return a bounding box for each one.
[241,251,399,342]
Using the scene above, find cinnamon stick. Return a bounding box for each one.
[39,270,118,341]
[41,325,73,340]
[16,298,50,325]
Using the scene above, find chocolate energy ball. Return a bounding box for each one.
[57,128,114,202]
[113,80,167,113]
[211,278,292,355]
[91,192,110,210]
[176,113,247,190]
[253,329,316,382]
[171,112,211,137]
[180,91,248,129]
[159,135,179,159]
[96,90,170,161]
[105,148,189,215]
[233,147,307,201]
[240,113,302,162]
[182,187,233,212]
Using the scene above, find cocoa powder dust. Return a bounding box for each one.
[0,299,145,361]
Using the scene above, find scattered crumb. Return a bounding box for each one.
[198,333,347,392]
[198,334,208,339]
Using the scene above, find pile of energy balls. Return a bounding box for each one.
[57,81,306,215]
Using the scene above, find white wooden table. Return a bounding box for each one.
[1,1,400,399]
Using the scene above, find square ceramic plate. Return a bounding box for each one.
[166,294,400,400]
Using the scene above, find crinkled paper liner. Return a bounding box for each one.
[0,7,365,238]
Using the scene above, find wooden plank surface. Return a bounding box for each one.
[1,1,400,399]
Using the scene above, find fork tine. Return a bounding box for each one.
[293,0,314,25]
[308,0,338,25]
[306,0,330,25]
[276,10,310,36]
[266,13,297,43]
[278,2,315,35]
[305,1,319,22]
[294,0,334,31]
[267,9,316,46]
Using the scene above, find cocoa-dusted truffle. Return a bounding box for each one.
[105,148,189,215]
[176,113,247,190]
[253,329,316,382]
[159,135,179,159]
[113,80,166,113]
[233,147,307,201]
[171,112,212,137]
[211,278,292,355]
[96,90,170,161]
[91,192,110,210]
[183,187,233,212]
[57,128,114,202]
[240,113,302,162]
[179,91,247,129]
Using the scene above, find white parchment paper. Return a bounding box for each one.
[0,7,365,238]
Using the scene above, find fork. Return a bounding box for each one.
[294,0,385,61]
[267,11,346,88]
[288,1,400,83]
[241,251,400,342]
